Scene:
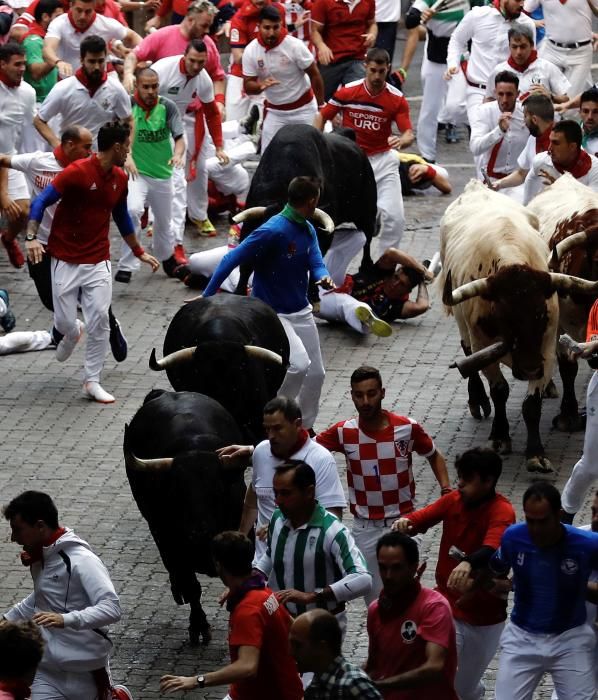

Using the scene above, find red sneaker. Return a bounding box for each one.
[1,235,25,268]
[111,684,133,700]
[174,244,189,266]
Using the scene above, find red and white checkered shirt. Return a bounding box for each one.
[317,411,435,520]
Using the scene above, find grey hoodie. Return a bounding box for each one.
[4,528,121,672]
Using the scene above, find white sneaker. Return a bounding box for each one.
[55,320,85,362]
[354,306,393,337]
[82,381,115,404]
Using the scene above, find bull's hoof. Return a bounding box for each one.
[552,413,586,432]
[468,399,491,420]
[188,624,212,646]
[543,380,559,399]
[488,438,512,454]
[526,456,553,473]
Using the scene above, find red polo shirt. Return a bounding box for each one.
[311,0,375,62]
[406,490,516,626]
[48,155,129,265]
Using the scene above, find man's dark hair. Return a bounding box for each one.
[34,0,63,23]
[263,396,302,422]
[211,531,254,577]
[275,460,316,490]
[61,124,83,145]
[522,94,554,122]
[259,4,281,21]
[80,35,106,59]
[186,38,207,54]
[376,531,419,564]
[455,447,502,487]
[97,120,130,152]
[553,119,583,148]
[580,88,598,108]
[523,481,561,515]
[0,42,25,63]
[365,47,390,65]
[495,70,519,88]
[0,621,44,679]
[136,66,158,81]
[308,612,342,656]
[350,365,382,388]
[401,266,425,288]
[287,176,321,207]
[507,22,534,45]
[3,491,59,529]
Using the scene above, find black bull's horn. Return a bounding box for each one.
[449,341,511,378]
[149,345,284,371]
[233,207,335,234]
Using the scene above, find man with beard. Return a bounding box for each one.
[580,88,598,158]
[24,120,159,403]
[316,366,450,604]
[365,532,458,699]
[392,448,516,700]
[242,5,323,152]
[33,35,131,149]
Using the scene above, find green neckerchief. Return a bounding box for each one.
[280,203,307,226]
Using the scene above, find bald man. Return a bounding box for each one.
[289,610,383,699]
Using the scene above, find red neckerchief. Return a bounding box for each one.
[134,89,156,119]
[22,20,46,40]
[0,70,19,88]
[67,8,96,32]
[256,26,288,51]
[507,48,538,73]
[554,148,593,178]
[0,680,31,700]
[377,581,421,622]
[535,125,552,153]
[52,144,71,167]
[20,526,66,567]
[75,66,107,97]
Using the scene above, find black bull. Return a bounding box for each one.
[149,295,290,444]
[234,124,379,294]
[124,390,246,645]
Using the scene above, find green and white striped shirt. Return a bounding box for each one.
[255,503,372,616]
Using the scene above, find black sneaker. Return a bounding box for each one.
[0,289,16,332]
[115,270,132,284]
[109,312,128,362]
[445,124,460,143]
[240,104,260,136]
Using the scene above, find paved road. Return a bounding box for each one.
[0,33,594,699]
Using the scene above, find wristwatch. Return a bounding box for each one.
[25,232,37,241]
[196,675,205,688]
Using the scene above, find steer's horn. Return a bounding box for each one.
[149,346,195,371]
[548,231,592,268]
[312,208,335,234]
[128,453,174,471]
[549,273,598,295]
[232,206,267,224]
[244,345,284,365]
[442,270,490,306]
[449,341,511,378]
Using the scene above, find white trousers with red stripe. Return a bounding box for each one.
[51,258,111,384]
[261,98,318,153]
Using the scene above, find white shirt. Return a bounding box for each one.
[446,5,536,85]
[0,80,35,154]
[375,0,401,23]
[469,100,528,175]
[524,0,596,44]
[242,35,314,106]
[252,438,346,529]
[152,55,215,118]
[584,133,598,159]
[523,150,598,203]
[10,151,64,244]
[37,73,130,146]
[486,57,570,101]
[517,133,536,171]
[45,12,127,70]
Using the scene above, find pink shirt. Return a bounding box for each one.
[367,587,458,700]
[134,26,225,82]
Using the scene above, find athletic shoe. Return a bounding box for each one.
[239,104,260,137]
[109,313,128,363]
[355,306,393,337]
[445,124,460,144]
[114,270,132,284]
[173,244,189,265]
[82,381,115,404]
[1,235,25,268]
[55,320,84,362]
[190,218,217,237]
[0,289,16,332]
[111,684,133,700]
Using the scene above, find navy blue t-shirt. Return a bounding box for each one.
[490,523,598,634]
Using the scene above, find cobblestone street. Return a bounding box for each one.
[0,34,596,699]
